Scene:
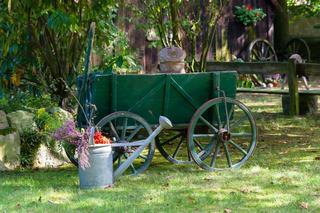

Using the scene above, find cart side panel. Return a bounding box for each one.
[165,73,211,125]
[91,74,113,123]
[115,74,166,125]
[218,71,237,99]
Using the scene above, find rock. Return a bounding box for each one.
[7,110,37,134]
[33,144,69,168]
[0,131,20,171]
[0,110,9,129]
[47,107,73,122]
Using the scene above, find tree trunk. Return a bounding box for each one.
[274,0,289,55]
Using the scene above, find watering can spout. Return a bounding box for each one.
[159,116,173,129]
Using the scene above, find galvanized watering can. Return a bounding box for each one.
[79,116,173,189]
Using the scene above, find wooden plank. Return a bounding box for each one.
[288,59,299,116]
[163,75,171,116]
[237,88,320,95]
[299,63,320,76]
[206,62,288,75]
[237,88,289,94]
[112,74,117,112]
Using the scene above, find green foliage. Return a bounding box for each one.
[234,5,266,26]
[288,0,320,19]
[0,91,56,113]
[0,127,15,136]
[0,0,127,103]
[20,128,44,167]
[135,0,230,72]
[34,108,62,133]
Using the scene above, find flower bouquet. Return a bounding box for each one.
[53,120,112,169]
[234,4,266,26]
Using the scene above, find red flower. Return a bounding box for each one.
[246,4,253,11]
[94,131,112,144]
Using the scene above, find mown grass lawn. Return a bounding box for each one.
[1,94,319,213]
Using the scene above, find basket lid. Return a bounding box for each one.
[159,46,186,62]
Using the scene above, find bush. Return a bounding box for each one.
[20,129,44,168]
[0,91,57,113]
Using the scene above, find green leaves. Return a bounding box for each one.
[234,5,266,26]
[47,10,78,33]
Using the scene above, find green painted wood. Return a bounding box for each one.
[112,74,117,111]
[288,59,299,115]
[83,72,237,127]
[79,23,95,109]
[163,75,171,115]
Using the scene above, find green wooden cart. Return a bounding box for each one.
[75,70,257,174]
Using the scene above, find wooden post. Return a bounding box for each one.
[288,59,299,115]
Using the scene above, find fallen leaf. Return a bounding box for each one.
[299,202,309,209]
[224,208,232,213]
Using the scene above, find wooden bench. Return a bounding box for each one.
[206,60,320,115]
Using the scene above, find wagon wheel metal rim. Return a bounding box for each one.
[96,111,155,175]
[248,39,278,62]
[286,38,311,62]
[155,129,193,164]
[187,97,257,171]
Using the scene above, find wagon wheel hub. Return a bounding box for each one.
[218,128,231,143]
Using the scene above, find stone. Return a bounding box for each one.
[0,131,20,171]
[33,144,69,168]
[7,110,37,134]
[0,110,9,130]
[47,107,73,122]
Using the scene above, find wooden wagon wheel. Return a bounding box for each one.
[187,98,257,171]
[96,111,155,175]
[248,39,278,62]
[155,130,192,164]
[285,38,311,62]
[248,39,278,86]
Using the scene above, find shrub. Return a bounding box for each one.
[20,129,44,168]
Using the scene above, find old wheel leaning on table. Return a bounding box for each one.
[96,111,155,175]
[187,97,257,171]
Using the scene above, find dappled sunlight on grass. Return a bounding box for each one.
[0,94,319,212]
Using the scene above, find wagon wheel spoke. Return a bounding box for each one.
[215,104,222,128]
[223,143,232,167]
[194,138,204,150]
[172,137,184,158]
[121,118,128,140]
[160,133,182,146]
[156,130,192,164]
[109,121,120,140]
[252,49,260,60]
[210,141,220,168]
[231,132,252,137]
[229,140,248,156]
[126,125,143,142]
[138,154,147,160]
[199,116,219,133]
[188,98,257,171]
[96,111,155,176]
[230,115,248,128]
[286,38,311,62]
[124,153,137,175]
[198,138,216,159]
